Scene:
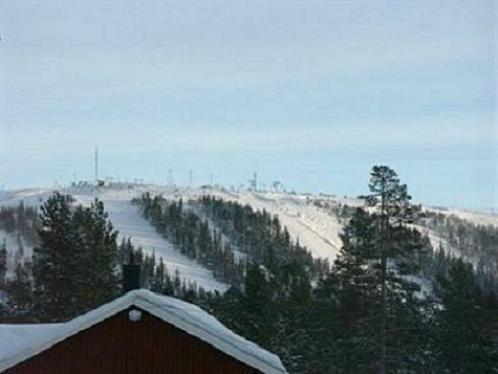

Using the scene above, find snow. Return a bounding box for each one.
[0,323,62,366]
[0,289,286,373]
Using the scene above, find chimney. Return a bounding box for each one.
[123,252,141,293]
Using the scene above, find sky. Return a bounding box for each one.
[0,1,496,210]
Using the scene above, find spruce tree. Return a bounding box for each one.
[32,193,77,321]
[332,207,378,372]
[152,257,166,292]
[6,261,33,312]
[72,200,119,311]
[239,264,275,349]
[33,193,119,322]
[436,258,497,373]
[0,241,6,286]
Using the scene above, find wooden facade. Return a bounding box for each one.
[6,307,260,374]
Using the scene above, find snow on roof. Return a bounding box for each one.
[0,323,62,367]
[0,290,286,373]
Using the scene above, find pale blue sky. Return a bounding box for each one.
[0,1,496,210]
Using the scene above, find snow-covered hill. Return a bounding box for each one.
[1,183,497,291]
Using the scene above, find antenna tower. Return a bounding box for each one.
[94,147,99,185]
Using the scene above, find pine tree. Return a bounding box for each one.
[362,165,420,373]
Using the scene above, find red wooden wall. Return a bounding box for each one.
[7,307,260,373]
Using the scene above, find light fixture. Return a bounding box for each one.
[128,309,142,322]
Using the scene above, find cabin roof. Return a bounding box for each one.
[0,289,286,373]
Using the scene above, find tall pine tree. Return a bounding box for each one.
[363,165,420,373]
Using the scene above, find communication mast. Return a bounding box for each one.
[168,168,173,187]
[94,147,99,185]
[249,172,258,192]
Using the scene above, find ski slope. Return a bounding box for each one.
[1,184,496,284]
[123,186,347,262]
[209,191,345,262]
[0,186,228,292]
[79,196,228,292]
